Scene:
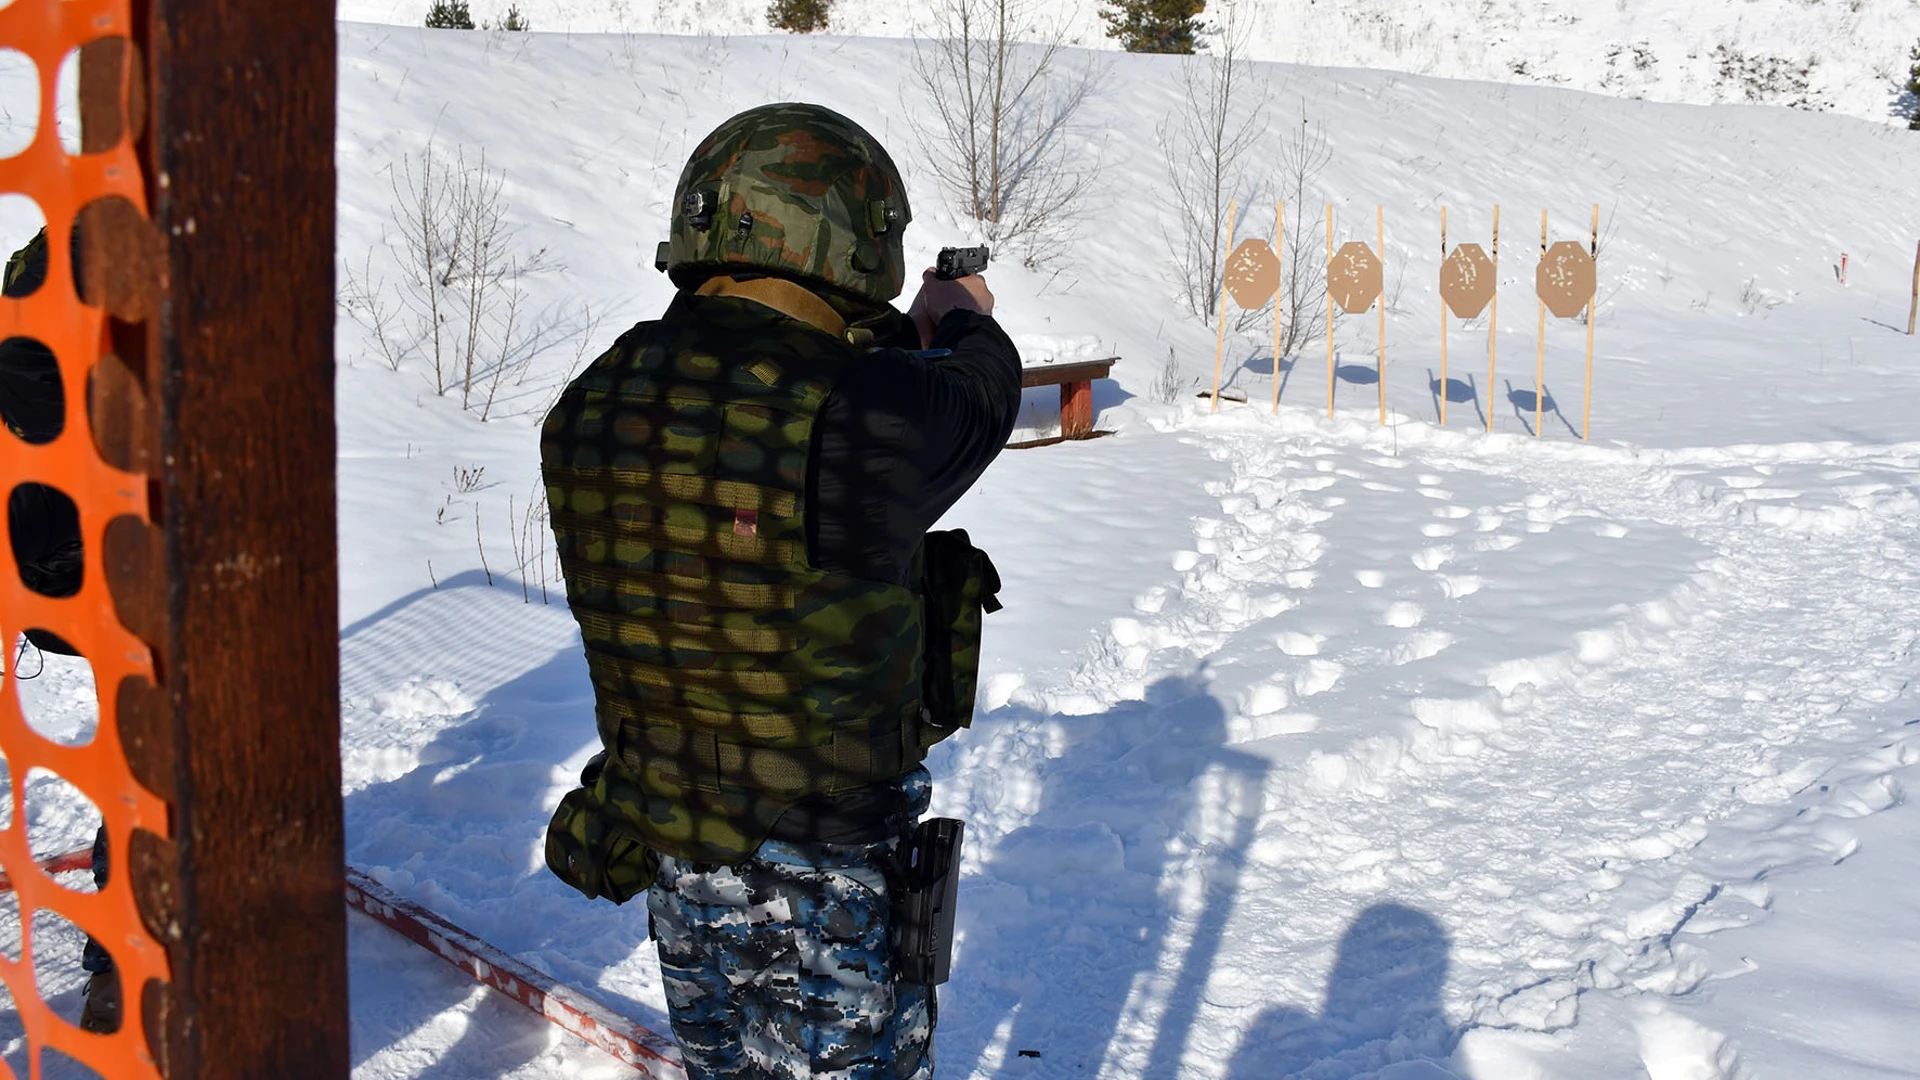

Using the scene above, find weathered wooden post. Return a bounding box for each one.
[1908,239,1918,336]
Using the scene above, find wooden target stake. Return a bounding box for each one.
[1272,199,1284,413]
[1326,205,1336,417]
[1584,203,1598,440]
[1209,198,1238,411]
[1536,209,1547,437]
[1377,205,1387,426]
[1489,205,1499,433]
[1440,207,1449,427]
[1908,237,1918,336]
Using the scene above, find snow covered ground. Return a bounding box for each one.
[4,10,1920,1080]
[332,0,1920,126]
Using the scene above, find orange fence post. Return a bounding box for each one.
[0,1,347,1076]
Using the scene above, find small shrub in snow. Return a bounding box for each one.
[766,0,831,33]
[1737,276,1784,317]
[424,0,475,29]
[1711,44,1822,111]
[1100,0,1206,55]
[1153,346,1182,404]
[490,4,532,31]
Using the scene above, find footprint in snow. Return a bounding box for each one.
[1295,658,1345,697]
[1381,602,1425,629]
[1391,630,1455,665]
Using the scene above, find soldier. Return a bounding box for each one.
[539,102,1021,1078]
[3,227,118,1035]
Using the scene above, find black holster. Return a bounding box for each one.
[893,817,965,986]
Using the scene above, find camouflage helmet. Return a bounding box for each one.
[663,102,912,304]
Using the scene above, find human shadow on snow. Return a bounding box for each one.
[938,672,1269,1079]
[340,573,661,1076]
[1228,903,1468,1080]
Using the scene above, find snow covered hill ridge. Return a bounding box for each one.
[337,0,1920,125]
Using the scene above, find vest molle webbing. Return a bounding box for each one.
[541,293,939,900]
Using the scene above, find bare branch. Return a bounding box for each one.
[909,0,1106,257]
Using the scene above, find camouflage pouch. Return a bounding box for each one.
[912,529,1003,736]
[544,751,661,904]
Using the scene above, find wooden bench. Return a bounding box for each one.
[1019,356,1117,442]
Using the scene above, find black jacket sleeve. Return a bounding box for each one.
[805,308,1022,584]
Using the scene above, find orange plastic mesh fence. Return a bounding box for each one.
[0,1,169,1077]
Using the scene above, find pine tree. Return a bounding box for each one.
[1907,41,1919,131]
[766,0,832,33]
[1101,0,1207,54]
[424,0,475,29]
[491,4,532,31]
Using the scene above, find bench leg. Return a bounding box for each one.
[1059,380,1093,438]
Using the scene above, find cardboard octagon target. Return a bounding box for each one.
[1328,241,1382,314]
[1441,243,1496,318]
[1223,238,1280,309]
[1536,240,1596,319]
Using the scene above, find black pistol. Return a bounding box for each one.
[935,246,990,281]
[895,817,965,985]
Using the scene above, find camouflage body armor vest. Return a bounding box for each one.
[541,294,950,902]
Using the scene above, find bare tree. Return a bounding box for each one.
[1273,111,1332,358]
[342,141,591,419]
[393,144,460,394]
[1160,2,1268,323]
[910,0,1105,257]
[340,246,405,371]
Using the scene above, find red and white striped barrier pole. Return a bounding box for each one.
[0,846,95,894]
[345,867,685,1078]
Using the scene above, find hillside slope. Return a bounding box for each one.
[335,0,1920,125]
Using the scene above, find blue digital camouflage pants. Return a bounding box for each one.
[648,768,936,1080]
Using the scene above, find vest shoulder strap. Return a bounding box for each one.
[695,275,849,341]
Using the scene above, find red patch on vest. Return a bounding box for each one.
[733,509,759,538]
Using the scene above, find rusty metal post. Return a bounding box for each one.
[129,2,348,1075]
